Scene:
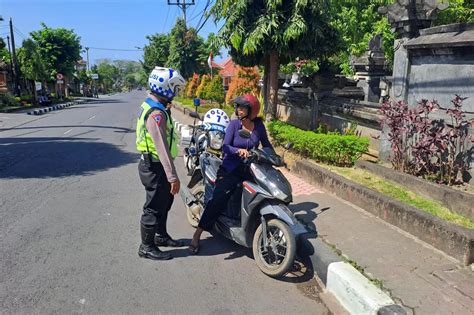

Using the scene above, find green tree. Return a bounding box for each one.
[96,61,120,93]
[30,23,82,79]
[0,38,10,65]
[212,0,340,119]
[143,34,170,74]
[17,39,48,83]
[167,18,208,78]
[125,73,137,89]
[434,0,473,26]
[329,0,394,75]
[204,75,225,104]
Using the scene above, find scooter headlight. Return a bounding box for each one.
[209,131,224,150]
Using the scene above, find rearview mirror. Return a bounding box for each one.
[238,129,251,139]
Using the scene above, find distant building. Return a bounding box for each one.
[218,58,239,91]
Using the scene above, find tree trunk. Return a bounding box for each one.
[267,51,279,121]
[262,54,270,117]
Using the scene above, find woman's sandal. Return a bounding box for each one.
[188,244,200,255]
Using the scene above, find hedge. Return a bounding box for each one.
[267,120,369,166]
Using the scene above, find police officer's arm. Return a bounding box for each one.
[145,111,178,183]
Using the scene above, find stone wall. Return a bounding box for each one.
[276,88,382,154]
[404,23,474,114]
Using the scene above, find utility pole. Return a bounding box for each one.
[85,47,90,71]
[167,0,195,27]
[6,36,14,89]
[9,18,20,96]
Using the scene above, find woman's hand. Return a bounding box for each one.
[237,149,250,158]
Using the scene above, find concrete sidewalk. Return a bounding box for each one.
[282,167,474,314]
[170,104,473,314]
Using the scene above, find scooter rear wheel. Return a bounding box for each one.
[252,219,296,278]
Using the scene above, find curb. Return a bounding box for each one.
[26,100,86,116]
[293,160,474,265]
[355,160,474,219]
[306,238,406,315]
[172,102,204,121]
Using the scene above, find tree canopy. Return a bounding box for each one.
[30,23,82,78]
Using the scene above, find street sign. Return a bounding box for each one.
[56,73,64,80]
[91,73,99,80]
[35,81,42,91]
[57,80,64,84]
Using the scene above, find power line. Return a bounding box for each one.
[167,0,195,27]
[190,0,210,24]
[195,0,213,33]
[13,26,28,39]
[162,5,171,33]
[86,46,142,51]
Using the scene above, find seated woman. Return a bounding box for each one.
[189,94,274,254]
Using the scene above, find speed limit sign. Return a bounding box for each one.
[56,73,64,80]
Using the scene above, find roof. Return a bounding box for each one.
[218,58,239,78]
[211,61,221,69]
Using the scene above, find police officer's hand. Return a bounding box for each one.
[170,179,180,195]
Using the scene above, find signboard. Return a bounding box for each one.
[91,73,99,80]
[35,81,42,91]
[57,80,64,84]
[56,73,64,80]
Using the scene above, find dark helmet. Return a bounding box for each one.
[233,94,261,121]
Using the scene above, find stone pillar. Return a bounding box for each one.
[378,0,448,103]
[350,34,388,103]
[377,0,448,160]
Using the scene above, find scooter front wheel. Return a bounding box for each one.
[186,185,204,228]
[252,219,296,278]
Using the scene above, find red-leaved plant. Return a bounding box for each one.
[380,95,473,185]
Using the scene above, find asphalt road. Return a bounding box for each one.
[0,91,328,314]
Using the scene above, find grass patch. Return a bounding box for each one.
[322,164,474,229]
[174,96,234,118]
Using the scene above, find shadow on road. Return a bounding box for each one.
[0,125,134,133]
[0,136,138,179]
[83,99,125,104]
[165,234,250,261]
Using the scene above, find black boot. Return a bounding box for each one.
[155,234,183,247]
[138,225,172,260]
[155,208,182,247]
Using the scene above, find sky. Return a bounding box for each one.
[0,0,225,65]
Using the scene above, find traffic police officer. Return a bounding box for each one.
[136,66,185,260]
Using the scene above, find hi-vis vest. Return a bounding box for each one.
[136,98,178,160]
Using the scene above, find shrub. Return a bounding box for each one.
[204,75,225,104]
[267,121,369,166]
[196,74,211,99]
[0,93,19,107]
[380,95,474,185]
[186,73,200,98]
[225,66,260,104]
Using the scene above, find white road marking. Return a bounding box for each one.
[63,129,73,134]
[88,115,95,120]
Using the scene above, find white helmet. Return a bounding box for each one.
[148,66,185,101]
[203,108,230,131]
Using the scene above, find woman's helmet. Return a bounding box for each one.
[148,66,185,101]
[203,108,230,131]
[233,94,260,121]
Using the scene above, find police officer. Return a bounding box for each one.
[136,66,185,260]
